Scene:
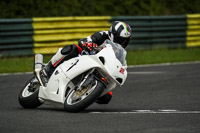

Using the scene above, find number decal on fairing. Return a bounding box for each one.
[120,68,124,74]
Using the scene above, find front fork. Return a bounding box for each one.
[76,68,95,91]
[76,68,107,91]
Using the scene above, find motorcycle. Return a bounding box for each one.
[18,39,127,112]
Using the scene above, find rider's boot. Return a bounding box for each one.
[39,61,54,85]
[96,91,112,104]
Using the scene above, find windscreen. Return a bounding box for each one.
[104,40,127,65]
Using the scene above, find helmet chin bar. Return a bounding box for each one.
[108,32,129,48]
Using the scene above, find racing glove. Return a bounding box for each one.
[82,42,98,51]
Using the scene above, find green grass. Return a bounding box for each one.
[0,55,52,73]
[1,47,200,73]
[127,47,200,65]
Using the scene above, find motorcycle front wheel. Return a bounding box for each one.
[64,80,105,112]
[18,77,43,109]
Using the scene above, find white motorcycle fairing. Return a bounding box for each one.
[38,43,127,107]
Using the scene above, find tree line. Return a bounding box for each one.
[0,0,200,18]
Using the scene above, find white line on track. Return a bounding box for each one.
[128,71,165,74]
[0,71,165,76]
[0,72,32,76]
[1,61,200,76]
[128,61,200,68]
[90,110,200,114]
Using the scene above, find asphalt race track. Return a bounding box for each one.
[0,62,200,133]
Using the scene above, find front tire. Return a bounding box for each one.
[18,77,43,109]
[64,80,105,112]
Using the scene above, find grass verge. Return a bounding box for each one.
[127,47,200,65]
[0,47,200,73]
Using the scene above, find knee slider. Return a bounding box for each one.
[61,45,73,55]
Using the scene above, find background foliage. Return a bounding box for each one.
[0,0,200,18]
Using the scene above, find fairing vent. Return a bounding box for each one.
[116,78,123,84]
[99,56,105,65]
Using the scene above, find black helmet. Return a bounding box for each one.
[108,21,132,48]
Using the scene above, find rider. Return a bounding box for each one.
[41,21,132,104]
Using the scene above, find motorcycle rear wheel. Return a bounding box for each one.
[18,77,43,109]
[64,80,105,112]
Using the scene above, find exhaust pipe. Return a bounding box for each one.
[34,54,44,86]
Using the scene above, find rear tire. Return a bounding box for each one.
[64,80,105,112]
[18,77,43,109]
